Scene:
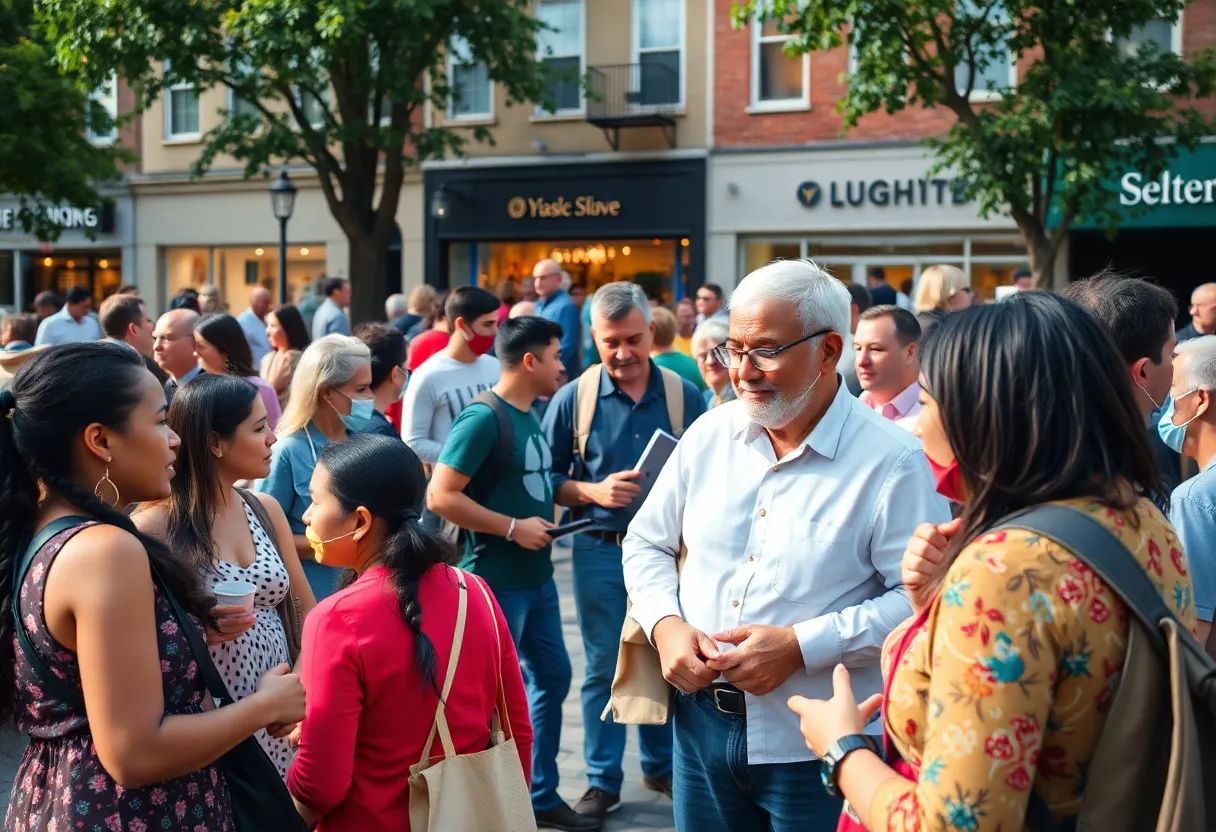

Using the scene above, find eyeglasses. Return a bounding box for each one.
[712,328,832,372]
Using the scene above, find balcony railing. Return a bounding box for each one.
[586,63,678,149]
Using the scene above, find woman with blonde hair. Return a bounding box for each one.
[913,264,972,313]
[256,334,374,600]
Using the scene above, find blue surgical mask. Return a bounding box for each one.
[1158,391,1199,453]
[330,390,375,433]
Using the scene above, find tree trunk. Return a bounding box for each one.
[347,233,390,326]
[1011,214,1058,290]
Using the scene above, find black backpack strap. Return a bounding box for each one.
[991,504,1172,657]
[11,516,94,711]
[465,390,514,503]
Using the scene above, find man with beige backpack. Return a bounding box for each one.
[542,282,706,822]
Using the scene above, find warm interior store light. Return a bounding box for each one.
[300,247,310,256]
[98,259,109,269]
[681,238,690,247]
[42,257,52,266]
[255,247,265,256]
[622,246,631,256]
[549,244,615,266]
[66,261,75,269]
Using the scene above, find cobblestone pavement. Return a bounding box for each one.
[0,546,676,831]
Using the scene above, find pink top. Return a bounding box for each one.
[287,564,533,831]
[244,374,282,430]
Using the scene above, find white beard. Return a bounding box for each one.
[737,372,822,430]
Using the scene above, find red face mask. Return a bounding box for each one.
[464,329,496,356]
[926,455,964,503]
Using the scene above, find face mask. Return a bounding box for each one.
[304,525,357,566]
[926,455,964,503]
[1159,390,1199,453]
[1137,381,1166,427]
[330,390,375,432]
[463,326,496,357]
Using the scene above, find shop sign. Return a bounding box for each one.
[1064,144,1216,231]
[506,195,622,220]
[0,203,114,233]
[1119,171,1216,207]
[796,178,969,210]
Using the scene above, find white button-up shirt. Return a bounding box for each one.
[34,307,103,346]
[238,307,271,368]
[623,380,950,765]
[859,380,923,433]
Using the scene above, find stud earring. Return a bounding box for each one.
[94,464,121,507]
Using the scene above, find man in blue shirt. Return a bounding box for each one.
[534,259,581,379]
[542,282,706,821]
[311,276,352,340]
[1167,335,1216,645]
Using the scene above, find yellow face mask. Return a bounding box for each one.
[304,525,357,566]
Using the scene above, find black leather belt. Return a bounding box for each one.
[583,528,624,547]
[708,683,746,716]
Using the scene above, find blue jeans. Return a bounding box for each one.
[301,558,342,601]
[672,692,842,832]
[571,533,673,794]
[495,578,573,812]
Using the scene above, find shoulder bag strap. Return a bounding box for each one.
[149,562,239,706]
[234,488,303,662]
[466,391,514,502]
[470,573,514,742]
[12,516,93,710]
[416,569,469,765]
[990,504,1172,657]
[657,367,685,439]
[234,487,276,545]
[574,366,601,462]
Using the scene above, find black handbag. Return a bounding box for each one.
[12,516,306,832]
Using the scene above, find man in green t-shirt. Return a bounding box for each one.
[651,306,706,392]
[429,317,599,832]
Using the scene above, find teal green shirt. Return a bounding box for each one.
[653,350,707,392]
[437,394,555,591]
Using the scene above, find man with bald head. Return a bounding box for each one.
[154,309,202,404]
[534,258,581,377]
[238,286,274,367]
[1178,283,1216,343]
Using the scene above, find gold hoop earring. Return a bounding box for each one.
[94,466,121,507]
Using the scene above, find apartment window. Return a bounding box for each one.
[447,36,492,119]
[370,43,392,124]
[87,75,119,144]
[1119,18,1180,56]
[952,0,1015,101]
[298,86,331,127]
[164,62,200,139]
[752,16,808,107]
[228,56,261,122]
[537,0,584,113]
[632,0,683,107]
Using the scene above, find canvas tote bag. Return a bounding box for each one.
[408,570,536,832]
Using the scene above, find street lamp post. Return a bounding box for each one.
[269,171,298,305]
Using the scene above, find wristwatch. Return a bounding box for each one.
[821,734,881,798]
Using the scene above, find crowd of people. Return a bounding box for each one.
[0,259,1213,832]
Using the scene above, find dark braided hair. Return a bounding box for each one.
[319,434,456,695]
[0,342,215,726]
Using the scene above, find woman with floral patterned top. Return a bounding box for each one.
[788,292,1197,832]
[0,343,306,830]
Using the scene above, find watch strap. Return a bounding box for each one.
[822,734,881,798]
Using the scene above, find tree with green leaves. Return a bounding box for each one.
[1,0,124,241]
[37,0,553,322]
[733,0,1216,284]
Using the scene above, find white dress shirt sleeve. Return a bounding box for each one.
[401,370,444,465]
[792,448,949,675]
[622,436,688,643]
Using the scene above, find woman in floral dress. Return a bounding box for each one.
[0,343,305,830]
[788,293,1196,831]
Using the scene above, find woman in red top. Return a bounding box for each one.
[287,434,533,830]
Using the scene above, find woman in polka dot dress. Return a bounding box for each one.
[135,374,318,779]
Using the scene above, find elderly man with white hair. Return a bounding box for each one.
[543,281,706,820]
[623,259,948,830]
[1167,335,1216,646]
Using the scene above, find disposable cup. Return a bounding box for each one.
[213,580,257,612]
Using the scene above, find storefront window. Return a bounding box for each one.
[448,238,687,305]
[740,233,1027,302]
[163,245,327,311]
[0,252,14,308]
[21,252,122,304]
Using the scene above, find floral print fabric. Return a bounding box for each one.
[871,498,1196,832]
[5,521,234,831]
